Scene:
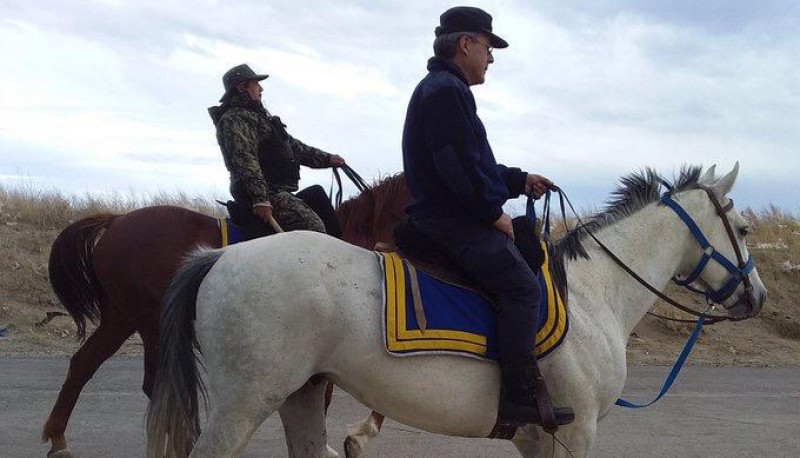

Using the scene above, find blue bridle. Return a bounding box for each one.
[661,187,754,305]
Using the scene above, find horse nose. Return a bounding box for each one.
[757,288,767,308]
[746,287,767,318]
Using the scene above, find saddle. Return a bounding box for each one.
[218,200,278,241]
[380,217,563,437]
[376,217,545,333]
[384,217,546,292]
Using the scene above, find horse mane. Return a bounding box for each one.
[337,173,408,248]
[545,166,703,304]
[555,165,704,261]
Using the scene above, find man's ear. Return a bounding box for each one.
[459,35,470,55]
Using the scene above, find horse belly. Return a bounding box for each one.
[322,282,502,437]
[331,353,501,437]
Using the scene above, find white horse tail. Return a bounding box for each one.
[146,248,224,458]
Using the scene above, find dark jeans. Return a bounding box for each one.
[413,215,541,360]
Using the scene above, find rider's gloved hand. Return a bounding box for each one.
[524,173,553,199]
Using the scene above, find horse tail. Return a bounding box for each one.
[146,248,224,458]
[48,214,118,339]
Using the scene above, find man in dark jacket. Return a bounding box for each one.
[209,64,344,239]
[402,7,574,428]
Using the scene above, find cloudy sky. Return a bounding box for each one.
[1,0,798,213]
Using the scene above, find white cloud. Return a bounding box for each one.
[0,1,798,213]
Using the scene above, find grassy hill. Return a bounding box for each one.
[1,184,798,365]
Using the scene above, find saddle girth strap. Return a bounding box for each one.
[405,262,428,333]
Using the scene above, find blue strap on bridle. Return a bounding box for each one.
[615,315,706,408]
[661,193,754,304]
[616,192,752,409]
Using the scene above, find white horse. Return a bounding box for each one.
[146,164,766,458]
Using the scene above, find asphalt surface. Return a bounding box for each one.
[1,357,798,458]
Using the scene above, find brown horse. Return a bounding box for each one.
[43,174,410,458]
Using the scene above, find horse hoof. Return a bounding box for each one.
[344,436,363,458]
[47,449,74,458]
[325,444,341,458]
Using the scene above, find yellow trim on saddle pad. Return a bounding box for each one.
[381,242,568,360]
[384,252,488,355]
[218,218,230,247]
[535,240,568,356]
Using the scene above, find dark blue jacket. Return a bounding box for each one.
[402,57,527,224]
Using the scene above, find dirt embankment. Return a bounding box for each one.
[1,188,799,365]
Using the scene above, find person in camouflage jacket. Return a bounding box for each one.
[209,64,345,238]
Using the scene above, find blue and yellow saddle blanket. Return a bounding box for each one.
[380,243,569,361]
[218,218,246,247]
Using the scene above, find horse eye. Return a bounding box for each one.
[739,226,750,237]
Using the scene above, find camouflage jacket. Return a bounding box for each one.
[210,93,332,207]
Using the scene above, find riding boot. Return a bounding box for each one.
[498,354,575,430]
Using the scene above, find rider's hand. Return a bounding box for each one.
[252,202,273,223]
[493,213,514,240]
[329,154,346,168]
[524,173,553,199]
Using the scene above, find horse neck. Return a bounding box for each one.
[569,195,704,336]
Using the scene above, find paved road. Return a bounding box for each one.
[1,357,798,457]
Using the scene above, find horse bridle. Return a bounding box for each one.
[661,185,755,314]
[551,183,756,324]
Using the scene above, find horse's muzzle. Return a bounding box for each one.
[726,284,766,320]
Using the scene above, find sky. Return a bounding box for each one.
[1,0,798,214]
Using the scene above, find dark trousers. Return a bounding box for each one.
[295,185,342,238]
[230,185,342,241]
[413,215,541,360]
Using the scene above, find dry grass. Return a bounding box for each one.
[0,183,798,363]
[0,183,226,355]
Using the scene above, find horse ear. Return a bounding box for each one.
[711,161,739,196]
[699,164,717,185]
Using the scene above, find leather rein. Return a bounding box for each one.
[332,164,370,209]
[548,183,756,324]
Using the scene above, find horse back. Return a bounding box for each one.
[91,205,221,318]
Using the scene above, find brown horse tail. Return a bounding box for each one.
[48,214,117,339]
[146,248,223,458]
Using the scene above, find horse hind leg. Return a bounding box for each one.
[138,313,161,397]
[279,379,337,458]
[42,318,134,458]
[343,412,384,458]
[189,390,282,458]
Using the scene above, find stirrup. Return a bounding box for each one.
[498,395,575,430]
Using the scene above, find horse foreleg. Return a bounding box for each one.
[42,319,134,458]
[279,380,335,458]
[511,415,596,458]
[343,411,385,458]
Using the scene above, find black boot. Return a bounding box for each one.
[499,354,575,430]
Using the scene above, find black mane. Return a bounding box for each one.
[555,165,704,261]
[545,165,704,305]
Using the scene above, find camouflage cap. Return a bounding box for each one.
[220,64,269,101]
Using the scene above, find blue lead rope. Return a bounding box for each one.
[615,315,706,408]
